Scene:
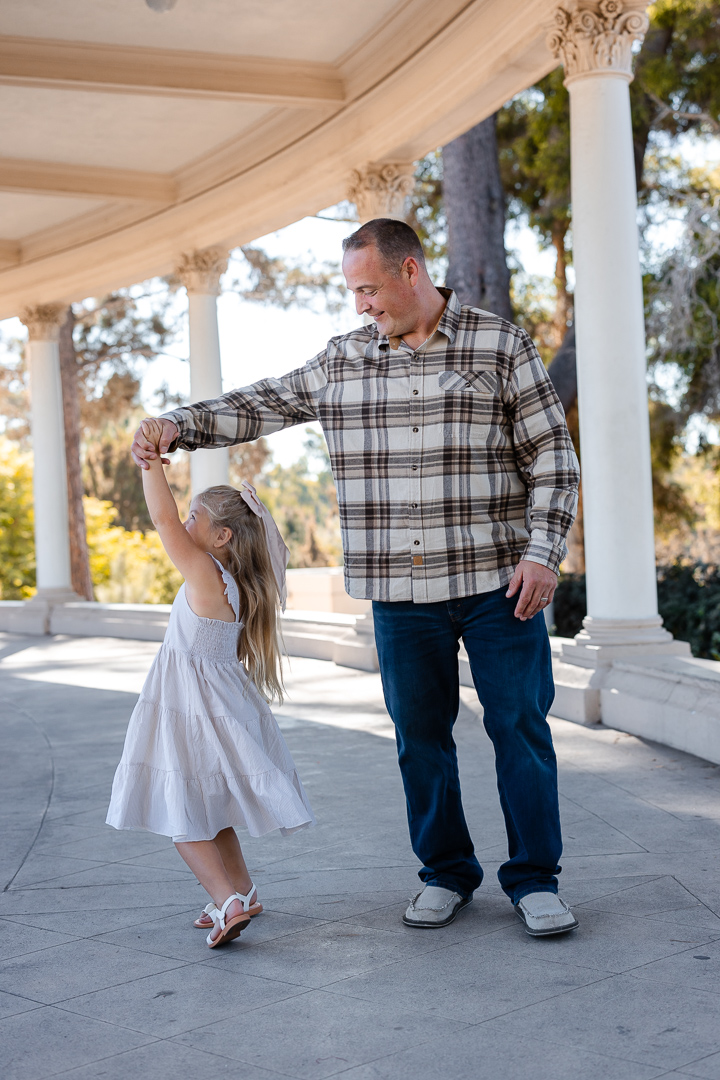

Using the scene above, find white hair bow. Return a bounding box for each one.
[239,481,290,611]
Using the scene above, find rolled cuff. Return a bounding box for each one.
[159,408,193,452]
[520,537,566,576]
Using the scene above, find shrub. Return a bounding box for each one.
[0,438,35,599]
[84,497,182,604]
[553,563,720,660]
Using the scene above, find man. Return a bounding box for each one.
[132,218,580,937]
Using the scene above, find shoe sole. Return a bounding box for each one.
[402,896,472,929]
[515,909,579,936]
[194,906,262,929]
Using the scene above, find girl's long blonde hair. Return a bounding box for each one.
[198,485,284,703]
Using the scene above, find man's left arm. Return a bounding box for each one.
[504,330,580,621]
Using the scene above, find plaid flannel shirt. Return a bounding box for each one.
[162,289,579,602]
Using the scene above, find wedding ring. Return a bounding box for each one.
[540,597,549,603]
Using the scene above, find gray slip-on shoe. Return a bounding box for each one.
[515,891,578,936]
[403,886,472,928]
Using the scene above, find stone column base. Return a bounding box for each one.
[561,616,691,670]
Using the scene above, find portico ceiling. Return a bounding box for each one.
[0,0,560,318]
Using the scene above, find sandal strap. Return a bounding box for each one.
[210,892,244,932]
[234,883,257,912]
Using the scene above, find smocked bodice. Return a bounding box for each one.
[163,555,243,664]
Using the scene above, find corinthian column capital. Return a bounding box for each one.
[176,246,228,295]
[547,0,649,85]
[20,303,67,342]
[348,162,416,225]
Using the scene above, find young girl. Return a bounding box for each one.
[106,418,315,948]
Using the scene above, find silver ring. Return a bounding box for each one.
[540,598,549,603]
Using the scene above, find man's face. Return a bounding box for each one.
[342,244,420,338]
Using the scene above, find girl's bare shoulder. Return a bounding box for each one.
[184,554,236,623]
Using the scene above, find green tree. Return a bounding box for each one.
[0,438,35,599]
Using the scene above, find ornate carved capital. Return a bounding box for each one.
[348,162,415,225]
[547,0,649,84]
[20,303,67,342]
[176,246,228,295]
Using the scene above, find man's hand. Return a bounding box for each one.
[506,560,558,621]
[131,418,178,470]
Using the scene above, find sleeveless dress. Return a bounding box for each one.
[106,555,315,842]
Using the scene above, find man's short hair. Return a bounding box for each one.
[342,218,425,273]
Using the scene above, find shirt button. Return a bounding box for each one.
[412,389,419,395]
[414,540,420,546]
[412,503,418,508]
[412,465,418,471]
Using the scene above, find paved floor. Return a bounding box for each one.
[1,631,720,1080]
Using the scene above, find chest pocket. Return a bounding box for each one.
[438,370,500,395]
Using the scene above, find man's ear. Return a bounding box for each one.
[403,257,420,287]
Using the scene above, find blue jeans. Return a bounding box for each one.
[373,586,562,905]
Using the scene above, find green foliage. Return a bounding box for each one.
[405,151,447,277]
[0,442,184,605]
[634,1,720,145]
[497,68,571,246]
[551,573,588,639]
[553,563,720,659]
[84,497,182,604]
[0,438,35,599]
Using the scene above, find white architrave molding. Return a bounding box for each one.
[546,0,649,84]
[0,0,559,316]
[0,159,177,202]
[0,36,345,105]
[0,240,20,268]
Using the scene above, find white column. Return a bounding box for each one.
[177,247,229,495]
[20,304,77,601]
[548,1,686,661]
[348,162,416,224]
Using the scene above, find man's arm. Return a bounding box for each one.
[504,329,580,620]
[132,351,328,468]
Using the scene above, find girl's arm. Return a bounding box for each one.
[140,422,215,585]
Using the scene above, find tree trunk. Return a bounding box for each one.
[58,307,94,600]
[631,24,673,192]
[551,223,572,349]
[443,114,513,320]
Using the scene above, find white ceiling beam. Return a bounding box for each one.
[0,240,20,268]
[0,159,176,202]
[0,36,345,105]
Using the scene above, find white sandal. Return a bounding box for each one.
[193,883,263,929]
[206,893,251,948]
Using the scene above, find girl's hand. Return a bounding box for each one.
[139,418,168,463]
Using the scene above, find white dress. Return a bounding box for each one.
[106,555,315,842]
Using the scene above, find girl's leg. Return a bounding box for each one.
[213,827,256,897]
[174,839,244,941]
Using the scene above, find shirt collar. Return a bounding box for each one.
[374,287,460,349]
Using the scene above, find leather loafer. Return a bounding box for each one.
[403,885,471,928]
[515,891,578,936]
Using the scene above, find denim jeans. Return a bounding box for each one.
[373,586,562,905]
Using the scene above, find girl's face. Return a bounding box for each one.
[183,499,228,553]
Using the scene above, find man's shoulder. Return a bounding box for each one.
[456,305,525,346]
[325,323,377,360]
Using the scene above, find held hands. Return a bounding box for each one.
[131,417,178,469]
[506,560,558,621]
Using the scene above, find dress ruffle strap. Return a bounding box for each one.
[208,554,241,622]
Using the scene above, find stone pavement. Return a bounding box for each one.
[1,631,720,1080]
